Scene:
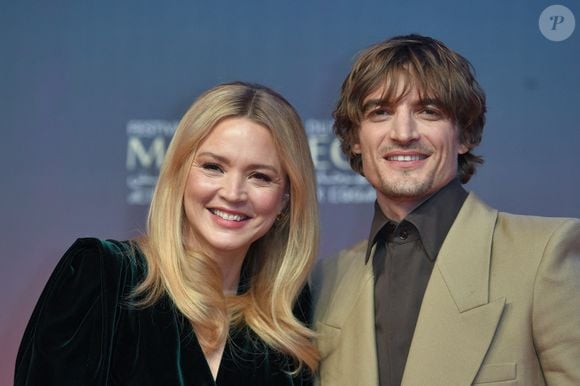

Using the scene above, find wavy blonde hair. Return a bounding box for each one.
[134,82,319,372]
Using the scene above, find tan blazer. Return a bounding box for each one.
[312,193,580,386]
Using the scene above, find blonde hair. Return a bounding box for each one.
[134,82,319,372]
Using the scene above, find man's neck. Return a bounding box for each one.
[376,195,426,222]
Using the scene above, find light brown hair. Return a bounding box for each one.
[334,34,486,183]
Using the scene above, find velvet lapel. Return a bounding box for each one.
[401,194,506,386]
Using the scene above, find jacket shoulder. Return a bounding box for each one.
[311,241,371,323]
[311,241,367,295]
[15,237,142,385]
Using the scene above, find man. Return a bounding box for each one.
[312,34,580,385]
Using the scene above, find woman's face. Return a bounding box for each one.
[183,117,288,262]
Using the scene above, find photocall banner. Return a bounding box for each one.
[2,1,578,383]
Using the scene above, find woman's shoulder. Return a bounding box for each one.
[27,237,145,323]
[20,237,147,340]
[15,237,148,384]
[65,237,140,263]
[59,237,146,279]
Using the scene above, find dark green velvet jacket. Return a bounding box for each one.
[15,238,313,386]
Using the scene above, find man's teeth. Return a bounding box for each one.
[388,155,424,161]
[212,209,246,221]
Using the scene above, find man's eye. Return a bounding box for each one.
[366,107,391,121]
[420,107,443,119]
[371,108,389,116]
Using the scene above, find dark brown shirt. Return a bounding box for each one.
[365,179,468,386]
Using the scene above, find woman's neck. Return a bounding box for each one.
[211,252,245,294]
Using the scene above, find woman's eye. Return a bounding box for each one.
[202,163,223,172]
[251,172,272,182]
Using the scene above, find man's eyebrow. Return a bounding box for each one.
[362,98,388,113]
[416,97,443,107]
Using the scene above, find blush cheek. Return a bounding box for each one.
[254,190,284,218]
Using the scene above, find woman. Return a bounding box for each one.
[15,82,320,385]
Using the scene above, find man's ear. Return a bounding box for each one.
[458,143,469,155]
[352,143,362,154]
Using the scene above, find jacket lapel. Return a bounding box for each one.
[314,241,379,386]
[402,194,506,386]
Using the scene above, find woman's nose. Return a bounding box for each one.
[219,174,247,202]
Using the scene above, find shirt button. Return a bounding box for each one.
[399,231,408,240]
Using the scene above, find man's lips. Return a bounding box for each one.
[385,154,427,161]
[209,208,250,222]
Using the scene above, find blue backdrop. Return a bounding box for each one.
[2,1,578,383]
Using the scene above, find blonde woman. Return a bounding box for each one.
[16,82,319,385]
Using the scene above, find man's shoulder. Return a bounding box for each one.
[497,210,579,226]
[462,192,580,244]
[318,240,368,274]
[495,211,580,247]
[311,240,370,305]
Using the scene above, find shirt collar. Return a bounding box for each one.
[364,178,468,263]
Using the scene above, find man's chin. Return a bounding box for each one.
[379,180,431,200]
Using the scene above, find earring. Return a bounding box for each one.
[276,210,288,224]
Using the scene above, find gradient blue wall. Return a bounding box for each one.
[2,1,578,383]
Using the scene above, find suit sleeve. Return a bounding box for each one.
[14,238,126,386]
[533,219,580,385]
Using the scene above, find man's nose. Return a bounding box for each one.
[389,112,420,143]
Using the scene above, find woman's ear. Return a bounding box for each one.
[277,191,289,214]
[275,192,290,224]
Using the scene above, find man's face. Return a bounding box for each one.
[353,85,468,217]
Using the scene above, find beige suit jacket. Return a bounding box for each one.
[312,193,580,385]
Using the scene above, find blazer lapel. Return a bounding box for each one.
[314,241,379,386]
[402,194,506,386]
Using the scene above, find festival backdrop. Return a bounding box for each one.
[1,1,578,383]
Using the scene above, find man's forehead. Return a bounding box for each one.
[363,83,427,105]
